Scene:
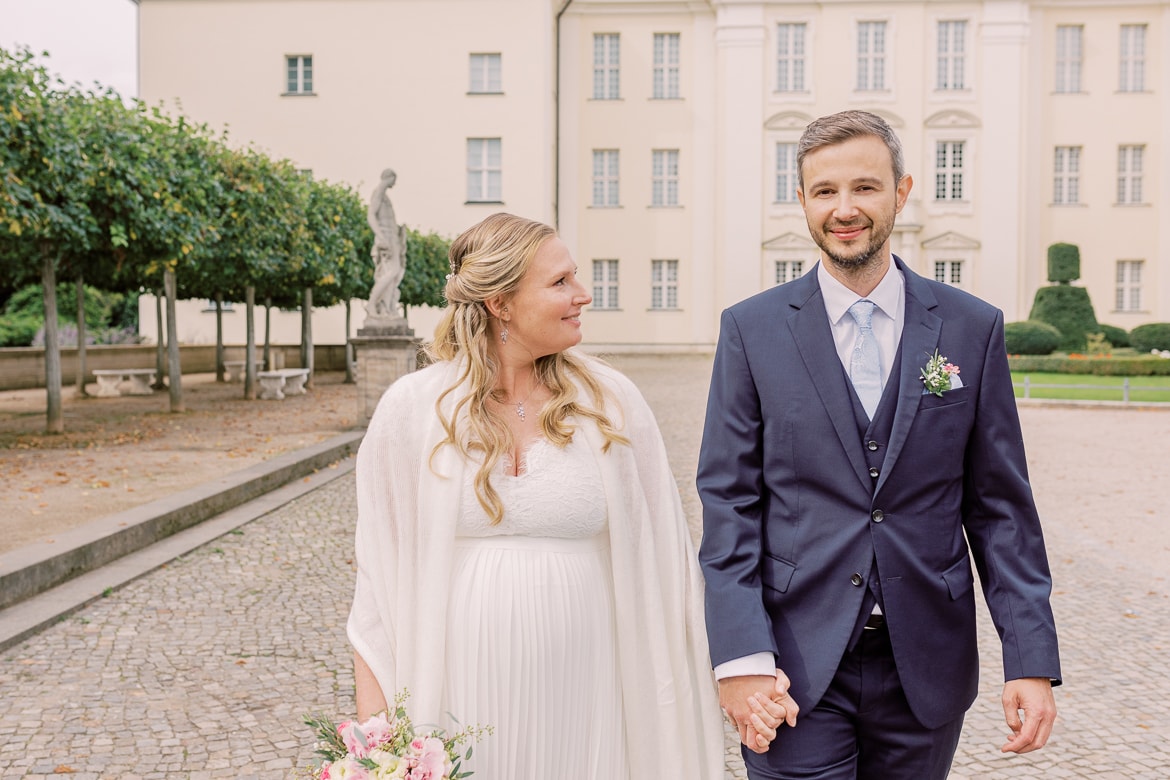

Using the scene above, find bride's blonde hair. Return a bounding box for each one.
[426,213,628,524]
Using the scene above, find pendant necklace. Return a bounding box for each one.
[510,377,540,421]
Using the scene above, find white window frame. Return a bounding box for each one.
[593,33,620,100]
[775,260,805,286]
[776,23,807,93]
[933,141,966,202]
[1053,146,1081,205]
[1117,145,1144,205]
[1055,25,1083,93]
[591,150,620,208]
[936,20,967,91]
[650,259,679,310]
[856,21,888,92]
[1115,260,1143,312]
[469,53,502,94]
[592,259,620,310]
[1120,25,1146,92]
[652,33,680,99]
[775,142,799,204]
[466,138,502,203]
[285,55,313,94]
[933,260,964,288]
[651,149,680,207]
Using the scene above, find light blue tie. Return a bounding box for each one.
[847,300,882,419]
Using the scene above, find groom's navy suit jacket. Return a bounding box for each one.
[697,258,1061,729]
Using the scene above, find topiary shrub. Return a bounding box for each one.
[1098,323,1130,348]
[1004,320,1062,355]
[1029,285,1099,351]
[1047,243,1080,284]
[1130,323,1170,353]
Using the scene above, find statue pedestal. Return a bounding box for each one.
[352,322,422,425]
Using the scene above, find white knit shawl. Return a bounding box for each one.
[347,355,725,778]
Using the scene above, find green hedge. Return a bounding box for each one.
[1004,320,1061,355]
[1047,243,1080,283]
[1098,323,1130,348]
[1028,285,1099,351]
[1008,354,1170,375]
[1130,323,1170,353]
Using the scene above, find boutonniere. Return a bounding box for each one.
[921,350,961,396]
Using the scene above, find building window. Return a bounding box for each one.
[651,149,679,207]
[1120,25,1146,92]
[592,259,620,309]
[467,138,502,202]
[934,260,963,287]
[1055,25,1082,93]
[652,33,680,99]
[856,21,887,91]
[936,20,966,90]
[1116,260,1143,312]
[934,142,965,201]
[593,33,620,99]
[775,143,798,203]
[469,53,502,93]
[776,23,807,92]
[650,259,679,309]
[775,260,804,285]
[592,150,620,207]
[286,55,313,94]
[1117,145,1143,204]
[1053,146,1081,205]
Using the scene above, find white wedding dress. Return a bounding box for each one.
[442,434,630,779]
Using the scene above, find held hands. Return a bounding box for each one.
[718,670,800,754]
[1000,677,1057,754]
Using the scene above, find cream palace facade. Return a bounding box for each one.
[136,0,1169,350]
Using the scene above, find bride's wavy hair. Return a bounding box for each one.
[426,213,628,524]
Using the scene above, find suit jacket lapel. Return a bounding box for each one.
[876,260,942,495]
[788,272,872,493]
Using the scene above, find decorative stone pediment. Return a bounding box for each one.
[762,232,817,251]
[921,231,981,250]
[924,109,981,129]
[764,111,814,131]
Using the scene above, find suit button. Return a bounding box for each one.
[872,509,884,523]
[867,440,879,451]
[868,467,879,478]
[851,573,864,586]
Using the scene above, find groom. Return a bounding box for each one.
[697,110,1061,779]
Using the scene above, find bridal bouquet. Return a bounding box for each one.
[303,690,490,780]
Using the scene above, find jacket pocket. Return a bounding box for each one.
[941,555,974,600]
[761,553,796,593]
[919,385,970,412]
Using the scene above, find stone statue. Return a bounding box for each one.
[364,168,408,324]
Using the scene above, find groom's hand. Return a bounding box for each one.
[719,672,798,754]
[1000,677,1056,754]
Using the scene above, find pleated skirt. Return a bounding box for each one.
[442,533,629,779]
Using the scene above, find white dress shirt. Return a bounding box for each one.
[713,260,907,681]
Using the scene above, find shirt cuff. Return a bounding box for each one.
[714,652,776,681]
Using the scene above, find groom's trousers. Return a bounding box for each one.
[741,622,965,780]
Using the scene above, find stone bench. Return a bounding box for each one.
[224,360,265,383]
[257,368,310,400]
[92,368,157,397]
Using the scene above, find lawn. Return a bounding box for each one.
[1011,371,1170,402]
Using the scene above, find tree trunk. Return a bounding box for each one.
[244,286,256,400]
[42,253,63,434]
[343,299,355,384]
[153,292,166,389]
[75,274,89,397]
[164,269,184,412]
[301,287,314,389]
[263,297,272,371]
[215,293,225,382]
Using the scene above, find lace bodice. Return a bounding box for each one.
[457,435,608,538]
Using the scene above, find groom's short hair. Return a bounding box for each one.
[797,110,906,190]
